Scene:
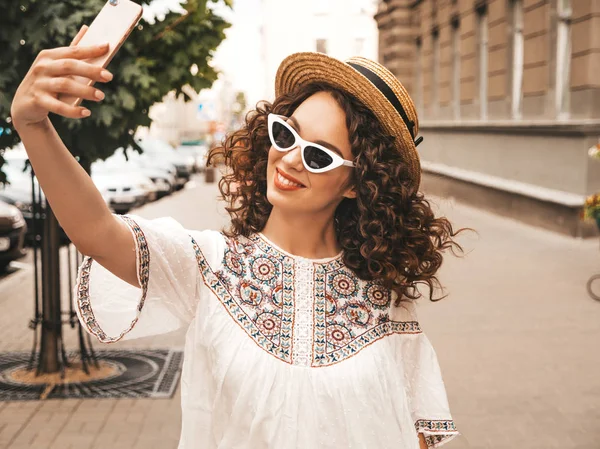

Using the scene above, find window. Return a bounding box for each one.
[511,0,524,118]
[432,28,440,114]
[451,17,461,119]
[556,0,571,118]
[316,39,328,54]
[415,37,424,114]
[477,6,488,120]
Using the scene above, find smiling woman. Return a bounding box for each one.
[210,81,465,305]
[198,53,471,448]
[12,37,469,448]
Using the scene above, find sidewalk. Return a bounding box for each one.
[1,179,599,449]
[422,196,600,448]
[0,179,229,449]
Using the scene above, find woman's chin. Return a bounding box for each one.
[266,185,286,207]
[266,184,302,208]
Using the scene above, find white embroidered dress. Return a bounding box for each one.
[75,215,459,449]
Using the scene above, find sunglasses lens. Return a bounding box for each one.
[304,146,333,170]
[272,122,296,149]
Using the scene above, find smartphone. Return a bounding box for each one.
[58,0,143,107]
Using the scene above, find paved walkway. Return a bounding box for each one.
[1,177,599,449]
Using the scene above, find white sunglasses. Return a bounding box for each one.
[267,114,356,174]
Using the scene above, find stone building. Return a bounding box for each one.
[376,0,600,236]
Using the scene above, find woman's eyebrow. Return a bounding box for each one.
[288,116,344,157]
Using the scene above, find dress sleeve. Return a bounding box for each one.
[74,214,223,343]
[391,302,460,448]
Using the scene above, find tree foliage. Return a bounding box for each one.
[0,0,231,181]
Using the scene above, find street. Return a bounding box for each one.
[0,175,599,449]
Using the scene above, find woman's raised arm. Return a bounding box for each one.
[10,27,138,288]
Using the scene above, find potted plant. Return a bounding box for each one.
[584,143,600,229]
[583,194,600,230]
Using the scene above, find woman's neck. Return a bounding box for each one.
[260,207,341,260]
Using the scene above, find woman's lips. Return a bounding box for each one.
[274,168,305,191]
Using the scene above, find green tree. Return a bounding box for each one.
[0,0,231,179]
[0,0,230,374]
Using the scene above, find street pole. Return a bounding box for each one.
[37,206,63,374]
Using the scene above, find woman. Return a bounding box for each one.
[11,27,466,449]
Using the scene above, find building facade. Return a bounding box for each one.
[376,0,600,236]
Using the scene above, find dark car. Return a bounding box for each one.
[173,162,192,189]
[137,138,193,190]
[0,199,27,272]
[0,186,70,246]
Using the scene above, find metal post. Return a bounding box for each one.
[27,171,41,371]
[37,206,63,374]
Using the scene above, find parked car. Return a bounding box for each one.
[137,157,179,194]
[0,199,27,271]
[0,182,72,247]
[101,148,176,198]
[0,157,70,246]
[127,172,159,203]
[142,169,174,198]
[175,142,210,173]
[138,138,193,189]
[91,171,149,214]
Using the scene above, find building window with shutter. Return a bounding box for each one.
[476,5,488,120]
[451,16,461,119]
[511,0,524,119]
[432,27,440,115]
[415,37,424,115]
[556,0,571,118]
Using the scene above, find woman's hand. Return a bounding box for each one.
[11,26,114,129]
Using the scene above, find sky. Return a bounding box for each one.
[142,0,380,110]
[144,0,265,106]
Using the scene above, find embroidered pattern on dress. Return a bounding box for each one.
[195,234,295,363]
[425,435,450,448]
[75,215,150,344]
[291,258,314,366]
[414,419,459,449]
[313,263,421,366]
[195,233,422,367]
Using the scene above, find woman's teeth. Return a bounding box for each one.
[277,172,303,187]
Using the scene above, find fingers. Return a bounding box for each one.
[39,77,105,103]
[34,94,91,120]
[70,25,89,47]
[43,43,110,62]
[43,59,113,83]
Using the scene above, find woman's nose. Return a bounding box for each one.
[281,145,303,170]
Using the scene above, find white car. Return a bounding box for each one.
[176,143,209,173]
[137,138,194,189]
[127,172,159,203]
[142,168,173,198]
[107,149,177,197]
[92,171,150,214]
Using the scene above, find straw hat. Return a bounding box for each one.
[275,52,423,191]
